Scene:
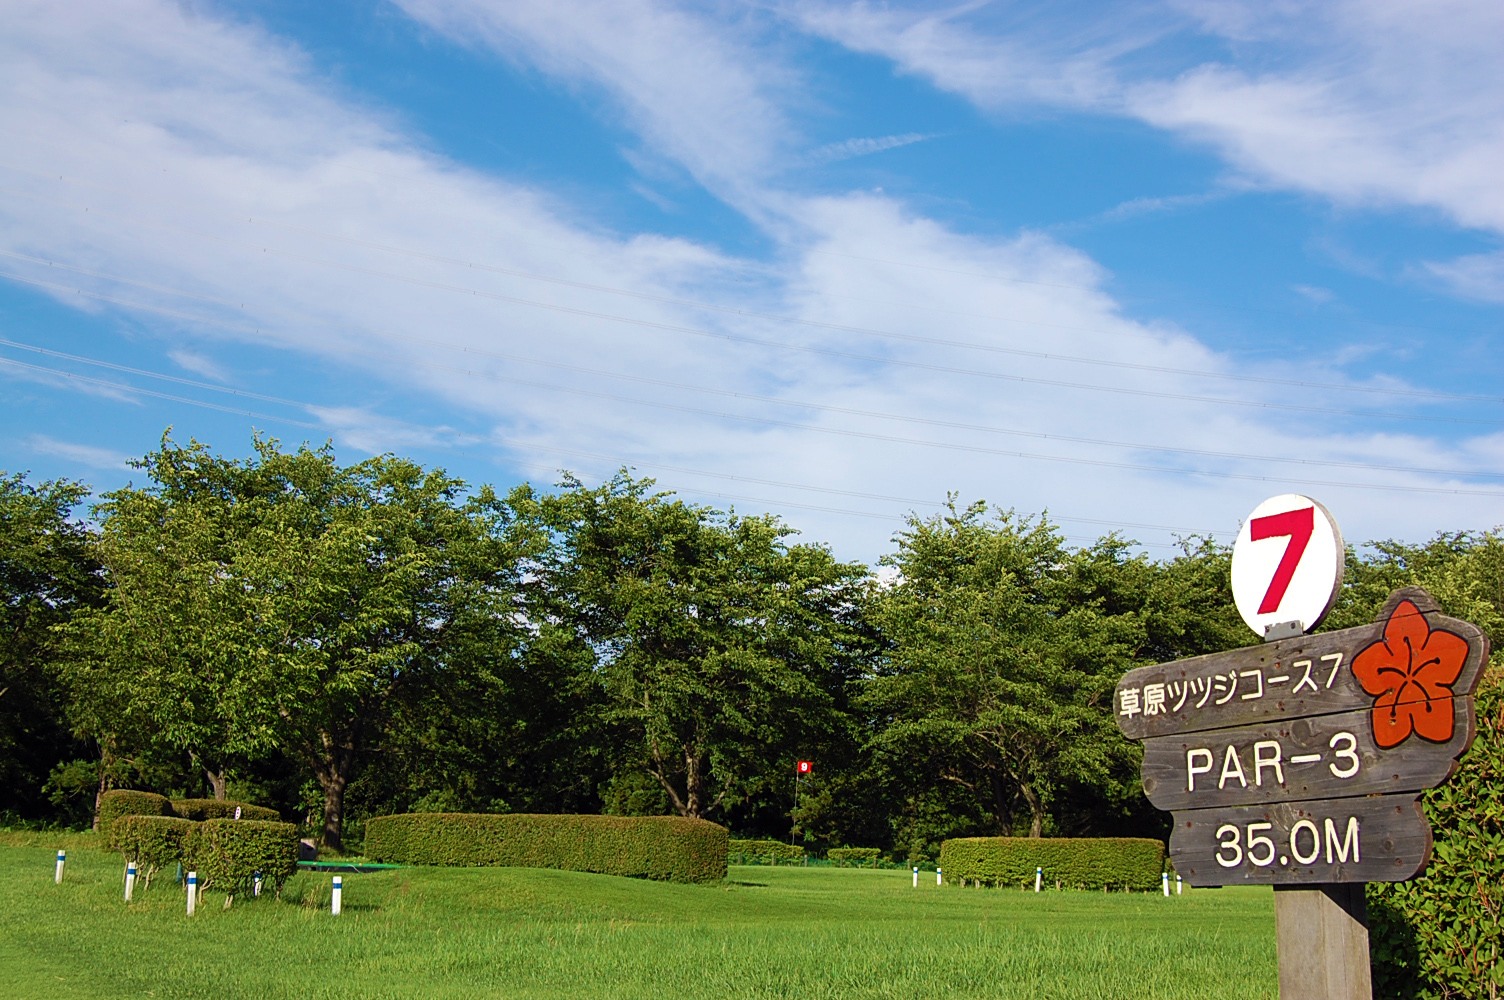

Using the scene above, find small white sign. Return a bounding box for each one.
[1231,494,1344,638]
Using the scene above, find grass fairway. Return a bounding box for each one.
[0,842,1276,999]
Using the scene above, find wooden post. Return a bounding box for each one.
[1274,884,1371,1000]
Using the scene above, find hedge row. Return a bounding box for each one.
[113,815,195,887]
[939,837,1165,890]
[185,819,299,895]
[99,790,173,845]
[727,839,804,860]
[172,799,280,822]
[366,813,727,884]
[826,847,881,862]
[97,789,281,843]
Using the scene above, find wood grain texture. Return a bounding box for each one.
[1169,794,1431,887]
[1116,587,1488,740]
[1142,701,1475,810]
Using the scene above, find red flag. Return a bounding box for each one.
[797,761,812,774]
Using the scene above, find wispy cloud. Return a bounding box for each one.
[168,349,229,381]
[26,433,132,469]
[805,133,934,165]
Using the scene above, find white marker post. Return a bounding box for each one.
[936,866,943,886]
[1034,867,1042,893]
[911,867,918,888]
[125,861,137,902]
[1162,872,1170,897]
[54,850,65,884]
[1176,874,1183,896]
[253,871,263,898]
[331,875,342,915]
[186,872,197,916]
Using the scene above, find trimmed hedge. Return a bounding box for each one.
[826,847,882,866]
[98,789,173,846]
[366,813,727,884]
[728,839,805,860]
[171,799,280,822]
[184,819,300,896]
[939,837,1165,890]
[113,815,195,887]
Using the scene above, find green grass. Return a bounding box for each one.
[0,843,1276,999]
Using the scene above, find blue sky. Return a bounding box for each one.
[2,0,1501,561]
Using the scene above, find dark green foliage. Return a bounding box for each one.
[184,818,299,895]
[939,836,1165,890]
[0,475,102,821]
[365,812,728,883]
[171,799,279,822]
[112,815,194,887]
[728,838,804,860]
[825,847,881,866]
[98,789,173,845]
[1368,666,1504,999]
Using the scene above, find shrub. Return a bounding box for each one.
[171,799,280,822]
[184,819,300,896]
[728,838,805,862]
[98,789,174,847]
[365,813,727,884]
[113,815,194,888]
[826,847,882,866]
[939,837,1165,890]
[1368,666,1504,999]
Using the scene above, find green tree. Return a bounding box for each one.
[62,436,532,849]
[866,502,1142,839]
[518,472,870,822]
[0,474,102,821]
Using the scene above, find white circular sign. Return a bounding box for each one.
[1231,494,1343,638]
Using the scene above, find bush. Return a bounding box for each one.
[826,847,882,867]
[184,819,300,896]
[1368,666,1504,999]
[171,799,280,822]
[365,813,727,884]
[113,815,194,888]
[728,838,805,863]
[98,789,173,846]
[939,837,1165,890]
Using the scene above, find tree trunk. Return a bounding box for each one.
[316,766,348,852]
[205,766,228,800]
[1019,781,1045,838]
[683,748,704,819]
[91,741,113,833]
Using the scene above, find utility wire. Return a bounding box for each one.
[1,189,1498,412]
[3,332,1502,499]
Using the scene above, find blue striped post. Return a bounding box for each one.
[253,871,263,898]
[1176,874,1183,896]
[911,866,918,888]
[186,872,198,915]
[125,861,137,901]
[1162,872,1170,897]
[54,850,65,884]
[331,875,342,915]
[936,866,943,886]
[1034,867,1042,893]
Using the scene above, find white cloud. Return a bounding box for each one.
[25,433,132,469]
[0,0,1499,562]
[167,349,229,381]
[806,133,934,165]
[1423,252,1504,304]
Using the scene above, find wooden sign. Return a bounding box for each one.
[1116,589,1489,741]
[1117,586,1489,887]
[1168,795,1431,885]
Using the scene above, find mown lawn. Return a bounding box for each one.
[0,837,1276,1000]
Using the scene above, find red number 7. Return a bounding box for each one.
[1251,506,1315,614]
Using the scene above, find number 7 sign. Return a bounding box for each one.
[1231,495,1344,638]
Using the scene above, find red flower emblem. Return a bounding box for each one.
[1351,599,1468,748]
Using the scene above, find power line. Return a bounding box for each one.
[0,352,1217,543]
[4,331,1503,499]
[2,251,1500,431]
[5,318,1501,482]
[1,188,1498,412]
[7,157,1495,344]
